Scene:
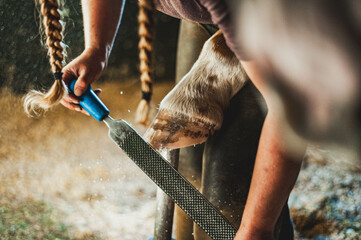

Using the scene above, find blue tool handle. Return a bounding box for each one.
[69,80,110,121]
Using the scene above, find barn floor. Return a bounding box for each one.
[0,79,360,239]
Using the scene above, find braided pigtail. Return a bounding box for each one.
[135,0,155,126]
[24,0,66,117]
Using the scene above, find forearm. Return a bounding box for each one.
[236,60,306,239]
[82,0,125,59]
[236,112,304,238]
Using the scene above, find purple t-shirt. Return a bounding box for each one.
[154,0,246,60]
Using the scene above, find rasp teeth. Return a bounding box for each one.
[107,119,237,240]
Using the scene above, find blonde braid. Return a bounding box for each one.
[24,0,66,117]
[135,0,155,126]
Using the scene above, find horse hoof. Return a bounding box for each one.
[144,109,215,149]
[144,31,246,150]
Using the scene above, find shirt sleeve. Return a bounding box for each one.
[199,0,250,60]
[154,0,213,24]
[153,0,250,60]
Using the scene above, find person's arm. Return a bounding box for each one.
[195,2,305,236]
[61,0,125,114]
[82,0,124,56]
[234,61,306,240]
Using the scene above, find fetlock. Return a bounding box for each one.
[145,31,247,149]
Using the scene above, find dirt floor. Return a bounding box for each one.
[0,79,360,239]
[0,79,173,239]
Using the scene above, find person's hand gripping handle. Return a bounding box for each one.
[68,80,110,121]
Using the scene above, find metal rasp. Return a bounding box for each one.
[69,80,237,240]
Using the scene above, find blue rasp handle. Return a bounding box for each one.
[69,80,110,121]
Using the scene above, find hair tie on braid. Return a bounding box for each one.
[135,0,155,126]
[24,0,66,117]
[142,91,152,102]
[53,72,63,80]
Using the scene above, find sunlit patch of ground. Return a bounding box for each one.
[0,198,100,239]
[0,79,360,239]
[0,79,173,239]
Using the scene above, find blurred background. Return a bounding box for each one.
[0,0,179,93]
[0,1,360,239]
